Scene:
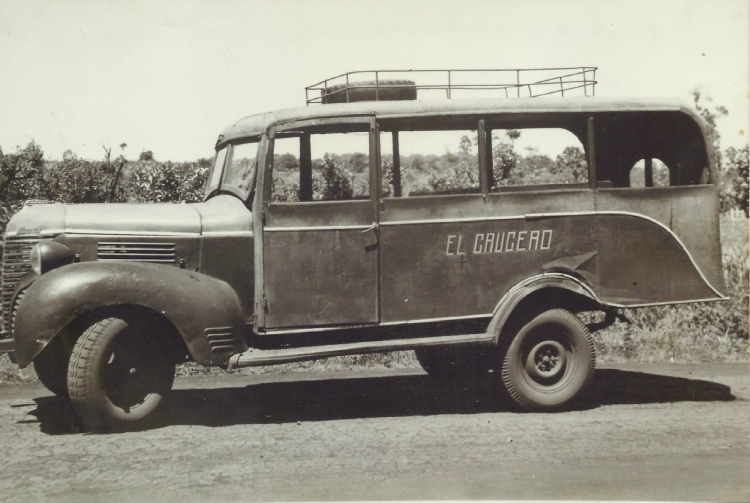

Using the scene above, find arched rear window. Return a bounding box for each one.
[629,158,670,187]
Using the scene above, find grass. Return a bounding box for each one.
[1,216,747,385]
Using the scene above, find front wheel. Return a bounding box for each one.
[500,308,594,410]
[68,317,175,432]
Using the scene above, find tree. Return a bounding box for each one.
[554,146,587,183]
[692,87,728,169]
[721,145,749,215]
[274,153,299,172]
[127,161,208,203]
[139,150,154,162]
[490,131,521,185]
[0,141,45,233]
[492,141,520,184]
[315,153,353,200]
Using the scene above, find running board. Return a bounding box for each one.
[226,333,496,370]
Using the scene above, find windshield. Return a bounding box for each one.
[204,147,228,198]
[224,140,259,197]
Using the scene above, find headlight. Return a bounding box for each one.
[29,242,75,275]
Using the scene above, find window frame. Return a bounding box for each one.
[378,122,483,199]
[264,116,379,207]
[220,136,261,201]
[377,115,593,198]
[203,146,229,201]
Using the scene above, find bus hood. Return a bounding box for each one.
[5,201,202,238]
[4,196,252,238]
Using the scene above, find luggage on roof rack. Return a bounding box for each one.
[306,67,597,105]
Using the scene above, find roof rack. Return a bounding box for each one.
[306,67,597,105]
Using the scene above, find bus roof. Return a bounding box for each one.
[218,97,696,145]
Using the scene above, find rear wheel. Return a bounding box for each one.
[68,317,175,432]
[500,308,594,410]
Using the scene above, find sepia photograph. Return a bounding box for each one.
[0,0,747,501]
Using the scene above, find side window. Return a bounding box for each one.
[272,137,301,202]
[272,129,370,202]
[629,158,670,188]
[593,113,710,188]
[380,130,479,197]
[224,141,259,195]
[489,128,588,190]
[204,147,227,197]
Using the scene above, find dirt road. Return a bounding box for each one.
[0,363,747,502]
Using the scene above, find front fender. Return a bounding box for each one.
[14,262,248,367]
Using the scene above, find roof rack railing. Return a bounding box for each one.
[305,67,597,105]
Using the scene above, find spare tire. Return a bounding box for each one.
[321,79,417,104]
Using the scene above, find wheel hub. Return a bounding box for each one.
[525,340,567,383]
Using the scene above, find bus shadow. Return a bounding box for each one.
[27,368,737,435]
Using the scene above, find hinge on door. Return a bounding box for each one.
[261,296,268,313]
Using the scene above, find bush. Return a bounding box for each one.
[0,143,210,235]
[0,138,747,384]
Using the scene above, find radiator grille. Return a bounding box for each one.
[1,234,54,338]
[97,242,176,263]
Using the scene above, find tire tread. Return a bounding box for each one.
[501,308,595,410]
[67,318,120,429]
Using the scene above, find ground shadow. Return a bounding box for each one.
[26,368,737,435]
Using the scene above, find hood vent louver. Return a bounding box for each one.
[97,242,176,263]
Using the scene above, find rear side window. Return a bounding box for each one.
[629,158,671,187]
[595,112,710,188]
[489,128,588,190]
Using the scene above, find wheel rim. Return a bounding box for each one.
[101,335,168,411]
[519,325,577,392]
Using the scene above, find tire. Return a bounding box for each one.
[416,347,492,380]
[68,317,176,432]
[500,309,594,410]
[33,337,70,397]
[322,79,417,103]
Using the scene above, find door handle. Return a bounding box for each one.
[361,222,379,234]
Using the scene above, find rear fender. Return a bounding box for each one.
[487,273,601,343]
[13,261,248,367]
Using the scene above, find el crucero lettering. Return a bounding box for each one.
[446,230,552,255]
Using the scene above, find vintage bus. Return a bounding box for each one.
[2,68,727,431]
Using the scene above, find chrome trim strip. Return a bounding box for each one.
[264,225,371,232]
[6,229,200,237]
[380,215,523,226]
[202,231,255,237]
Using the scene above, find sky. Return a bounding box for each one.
[0,0,747,162]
